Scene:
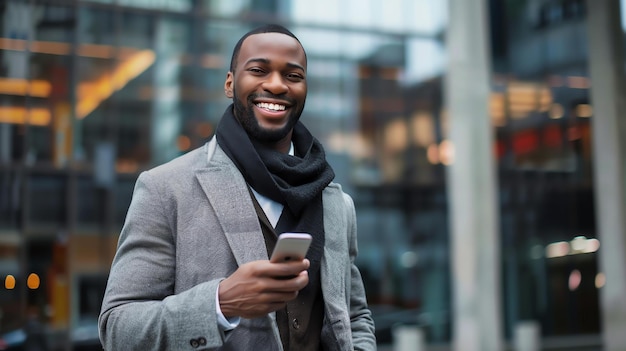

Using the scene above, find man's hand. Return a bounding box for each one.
[218,259,310,319]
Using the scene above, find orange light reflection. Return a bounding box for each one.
[0,38,141,59]
[27,273,41,289]
[30,41,71,55]
[0,39,157,124]
[0,78,51,97]
[76,50,156,119]
[0,107,51,126]
[5,275,16,289]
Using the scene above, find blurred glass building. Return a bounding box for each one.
[0,0,624,350]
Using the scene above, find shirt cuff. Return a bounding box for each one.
[215,286,240,331]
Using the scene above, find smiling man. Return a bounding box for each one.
[98,24,376,351]
[226,30,307,151]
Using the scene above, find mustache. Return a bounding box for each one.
[248,92,296,105]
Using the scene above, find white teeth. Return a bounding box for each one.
[256,102,286,111]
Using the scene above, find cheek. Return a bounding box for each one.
[234,78,255,96]
[293,86,307,101]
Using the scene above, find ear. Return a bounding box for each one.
[224,72,234,98]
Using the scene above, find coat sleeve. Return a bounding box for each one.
[98,171,228,351]
[343,193,377,350]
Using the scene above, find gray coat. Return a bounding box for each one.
[98,137,376,350]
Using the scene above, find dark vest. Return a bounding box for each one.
[249,190,325,351]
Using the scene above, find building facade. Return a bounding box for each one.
[0,0,623,350]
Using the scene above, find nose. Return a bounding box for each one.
[262,72,288,95]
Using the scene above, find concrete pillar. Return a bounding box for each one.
[585,1,626,350]
[393,325,425,351]
[151,18,186,166]
[514,321,540,351]
[445,0,503,351]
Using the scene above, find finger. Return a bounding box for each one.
[243,260,306,278]
[266,271,309,291]
[267,260,310,277]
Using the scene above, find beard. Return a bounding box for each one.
[232,89,305,143]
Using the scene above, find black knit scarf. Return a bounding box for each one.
[215,105,335,269]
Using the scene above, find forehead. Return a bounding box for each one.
[236,32,306,68]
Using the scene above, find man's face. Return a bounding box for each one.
[224,32,307,144]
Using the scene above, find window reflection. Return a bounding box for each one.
[0,0,614,348]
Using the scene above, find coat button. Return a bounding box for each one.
[292,318,300,330]
[190,339,199,348]
[198,337,207,346]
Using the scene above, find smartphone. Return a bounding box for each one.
[270,233,312,263]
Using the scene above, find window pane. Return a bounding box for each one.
[0,1,74,166]
[0,170,21,229]
[27,174,65,226]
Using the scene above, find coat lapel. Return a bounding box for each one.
[193,139,269,266]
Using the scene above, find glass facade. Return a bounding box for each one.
[0,0,623,349]
[492,0,601,342]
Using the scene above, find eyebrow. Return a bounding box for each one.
[244,58,305,71]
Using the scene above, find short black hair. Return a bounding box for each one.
[229,24,305,73]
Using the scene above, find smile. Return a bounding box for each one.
[256,102,286,111]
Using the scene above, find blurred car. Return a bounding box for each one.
[0,328,26,351]
[71,320,102,351]
[0,320,102,351]
[371,305,451,345]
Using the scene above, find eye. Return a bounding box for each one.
[248,67,266,74]
[286,73,305,82]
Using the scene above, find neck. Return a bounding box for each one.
[256,130,293,154]
[274,131,293,154]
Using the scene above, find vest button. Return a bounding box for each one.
[292,318,300,330]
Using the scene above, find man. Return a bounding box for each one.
[98,24,376,350]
